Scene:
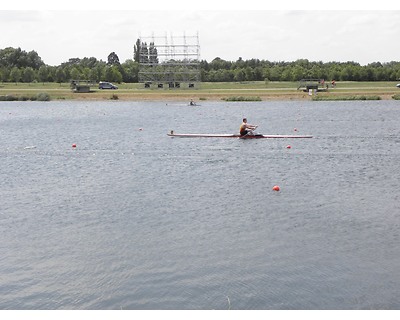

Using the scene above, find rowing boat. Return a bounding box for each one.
[167,132,313,139]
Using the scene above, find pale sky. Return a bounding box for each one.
[1,1,399,66]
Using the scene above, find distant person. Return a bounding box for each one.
[190,99,196,106]
[239,118,258,136]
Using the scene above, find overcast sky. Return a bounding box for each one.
[1,1,399,66]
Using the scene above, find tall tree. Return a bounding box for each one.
[81,57,99,68]
[70,67,81,80]
[0,47,44,69]
[133,39,141,63]
[22,67,35,83]
[26,50,45,69]
[107,52,120,66]
[105,66,122,83]
[121,59,139,82]
[38,65,49,83]
[149,42,159,66]
[10,67,21,84]
[55,67,66,84]
[140,42,149,64]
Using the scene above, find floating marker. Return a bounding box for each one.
[286,145,291,149]
[294,128,298,132]
[272,185,280,191]
[139,128,143,131]
[72,143,77,148]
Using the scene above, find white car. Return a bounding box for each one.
[397,83,400,88]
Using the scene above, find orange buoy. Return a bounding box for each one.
[272,185,280,191]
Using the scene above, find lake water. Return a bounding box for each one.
[1,99,400,310]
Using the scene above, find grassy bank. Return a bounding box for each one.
[0,81,399,101]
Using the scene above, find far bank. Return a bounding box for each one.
[0,81,399,102]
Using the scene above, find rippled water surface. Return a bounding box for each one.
[1,100,400,309]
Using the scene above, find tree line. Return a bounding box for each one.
[1,46,400,84]
[201,58,400,82]
[0,47,138,84]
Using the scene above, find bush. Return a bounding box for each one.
[35,92,51,101]
[222,96,262,102]
[0,95,17,101]
[0,93,50,101]
[392,94,400,100]
[312,95,381,101]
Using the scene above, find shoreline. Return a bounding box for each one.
[1,81,399,102]
[1,91,397,102]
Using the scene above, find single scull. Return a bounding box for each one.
[167,131,313,139]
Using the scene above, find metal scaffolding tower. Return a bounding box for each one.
[138,32,201,89]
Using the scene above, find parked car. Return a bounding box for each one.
[396,83,400,88]
[99,81,118,89]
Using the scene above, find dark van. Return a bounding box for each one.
[99,81,118,89]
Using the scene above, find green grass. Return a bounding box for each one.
[200,81,297,90]
[331,81,399,88]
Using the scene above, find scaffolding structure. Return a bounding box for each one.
[138,32,201,89]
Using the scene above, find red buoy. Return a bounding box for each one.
[72,143,77,148]
[286,145,291,149]
[272,185,280,191]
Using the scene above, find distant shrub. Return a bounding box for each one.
[222,96,262,102]
[36,92,51,101]
[0,93,50,101]
[312,95,381,101]
[110,94,119,100]
[392,94,400,100]
[0,95,17,101]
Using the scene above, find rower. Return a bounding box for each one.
[239,118,258,136]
